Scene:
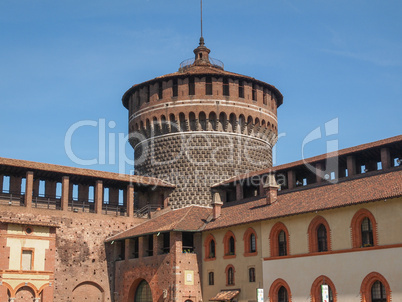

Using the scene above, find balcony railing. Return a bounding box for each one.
[179,57,224,72]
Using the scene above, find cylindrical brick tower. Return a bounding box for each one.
[122,38,283,209]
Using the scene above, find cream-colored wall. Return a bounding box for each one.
[202,223,263,302]
[6,224,50,271]
[260,197,402,257]
[263,247,402,302]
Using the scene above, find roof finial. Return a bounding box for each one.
[199,0,204,46]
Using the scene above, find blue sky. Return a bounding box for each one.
[0,0,401,174]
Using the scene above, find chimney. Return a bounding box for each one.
[212,192,223,219]
[263,174,280,205]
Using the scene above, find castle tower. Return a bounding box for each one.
[122,38,283,209]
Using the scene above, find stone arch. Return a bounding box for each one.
[189,112,197,131]
[72,281,105,302]
[199,111,207,131]
[209,111,217,131]
[219,112,227,131]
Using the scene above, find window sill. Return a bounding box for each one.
[244,251,258,257]
[223,254,236,259]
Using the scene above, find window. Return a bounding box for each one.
[172,78,178,97]
[278,230,287,256]
[21,249,33,271]
[269,278,292,302]
[371,281,387,302]
[146,85,150,102]
[360,272,390,302]
[263,88,268,105]
[270,222,289,257]
[225,265,235,286]
[361,217,374,247]
[147,235,153,256]
[252,84,257,101]
[189,77,195,96]
[278,286,288,302]
[135,280,152,302]
[249,267,255,282]
[158,82,163,99]
[317,224,328,252]
[351,209,377,248]
[223,231,236,258]
[243,227,258,256]
[250,233,256,252]
[208,272,214,285]
[206,76,212,95]
[204,234,216,260]
[308,216,331,253]
[223,78,229,96]
[238,80,244,98]
[311,275,337,302]
[162,232,170,254]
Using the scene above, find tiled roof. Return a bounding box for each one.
[0,157,175,188]
[210,290,240,301]
[205,169,402,231]
[105,206,212,242]
[212,134,402,187]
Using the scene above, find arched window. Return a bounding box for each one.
[204,234,216,261]
[223,231,236,258]
[351,209,378,248]
[269,279,292,302]
[317,224,328,252]
[308,216,331,253]
[360,272,390,302]
[135,280,152,302]
[278,286,288,302]
[225,265,235,286]
[361,217,374,247]
[208,272,214,285]
[311,275,337,302]
[270,222,289,257]
[249,267,255,282]
[243,227,258,256]
[371,281,387,302]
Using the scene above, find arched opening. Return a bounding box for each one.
[161,115,168,134]
[169,114,178,133]
[134,280,152,302]
[239,114,246,133]
[179,112,187,132]
[72,281,104,302]
[219,112,227,131]
[189,112,197,131]
[15,286,36,302]
[229,113,237,132]
[209,112,217,131]
[199,112,207,131]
